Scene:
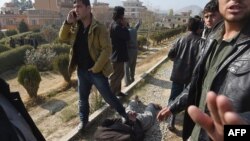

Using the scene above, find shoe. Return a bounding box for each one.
[77,122,88,132]
[167,115,176,131]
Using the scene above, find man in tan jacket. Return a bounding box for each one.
[59,0,128,132]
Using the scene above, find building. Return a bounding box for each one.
[122,0,145,19]
[0,0,73,30]
[162,12,191,28]
[92,1,112,27]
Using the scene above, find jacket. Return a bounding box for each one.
[59,17,113,77]
[0,78,46,141]
[168,32,201,84]
[169,21,250,140]
[110,21,130,62]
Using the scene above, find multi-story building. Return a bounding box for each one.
[0,0,73,30]
[92,0,113,27]
[122,0,145,19]
[162,12,191,28]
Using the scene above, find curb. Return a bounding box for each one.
[60,55,169,141]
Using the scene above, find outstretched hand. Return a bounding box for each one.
[157,107,172,122]
[188,91,247,141]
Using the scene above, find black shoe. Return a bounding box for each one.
[167,115,176,131]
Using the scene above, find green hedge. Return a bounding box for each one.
[0,45,32,74]
[40,43,71,55]
[0,44,11,53]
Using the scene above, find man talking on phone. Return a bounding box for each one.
[59,0,129,132]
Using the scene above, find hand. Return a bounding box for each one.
[66,10,77,24]
[188,91,248,141]
[127,111,137,122]
[157,106,172,122]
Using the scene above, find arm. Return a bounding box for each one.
[157,84,190,121]
[134,20,141,31]
[168,39,180,61]
[188,91,248,141]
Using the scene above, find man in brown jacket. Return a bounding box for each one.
[59,0,128,132]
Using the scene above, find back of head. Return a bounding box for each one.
[113,6,125,21]
[203,0,219,14]
[188,17,202,33]
[73,0,90,6]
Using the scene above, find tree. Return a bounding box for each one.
[18,19,29,33]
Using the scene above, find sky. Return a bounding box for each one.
[0,0,210,11]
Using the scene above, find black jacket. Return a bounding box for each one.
[168,32,202,84]
[110,21,130,62]
[169,22,250,140]
[0,78,45,141]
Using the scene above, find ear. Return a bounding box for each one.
[87,5,91,12]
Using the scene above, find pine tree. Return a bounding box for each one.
[18,20,29,33]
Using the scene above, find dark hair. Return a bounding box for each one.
[112,6,125,21]
[203,0,219,14]
[188,17,202,32]
[73,0,90,6]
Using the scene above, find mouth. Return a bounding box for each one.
[228,4,243,13]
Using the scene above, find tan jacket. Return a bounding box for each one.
[58,18,113,77]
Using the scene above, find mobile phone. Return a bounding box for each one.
[72,12,77,18]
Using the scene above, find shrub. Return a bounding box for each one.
[5,29,18,37]
[0,31,5,40]
[53,54,71,83]
[25,48,56,71]
[0,44,11,53]
[41,25,58,43]
[18,65,41,98]
[137,35,147,48]
[27,32,46,44]
[0,45,32,74]
[40,43,71,55]
[18,20,29,33]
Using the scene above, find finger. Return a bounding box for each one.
[224,112,248,125]
[188,105,214,134]
[216,95,234,124]
[207,91,222,125]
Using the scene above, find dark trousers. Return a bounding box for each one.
[110,62,125,95]
[77,68,126,123]
[124,49,138,86]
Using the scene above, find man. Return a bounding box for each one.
[109,6,130,96]
[0,78,45,141]
[157,0,250,140]
[59,0,128,132]
[124,20,141,86]
[166,17,202,130]
[94,96,162,141]
[201,0,222,39]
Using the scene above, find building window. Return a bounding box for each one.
[178,18,180,21]
[32,20,37,25]
[183,19,186,23]
[168,19,171,22]
[131,8,135,12]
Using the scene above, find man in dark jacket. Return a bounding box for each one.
[0,78,45,141]
[157,0,250,140]
[109,6,130,96]
[166,17,202,130]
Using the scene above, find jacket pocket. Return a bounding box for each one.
[228,59,250,75]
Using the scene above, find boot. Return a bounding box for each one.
[167,115,175,131]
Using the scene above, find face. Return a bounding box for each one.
[73,0,91,20]
[219,0,250,22]
[203,11,222,28]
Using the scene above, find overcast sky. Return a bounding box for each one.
[0,0,210,11]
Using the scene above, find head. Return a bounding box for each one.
[187,17,202,34]
[218,0,250,23]
[203,0,222,28]
[113,6,125,21]
[73,0,91,20]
